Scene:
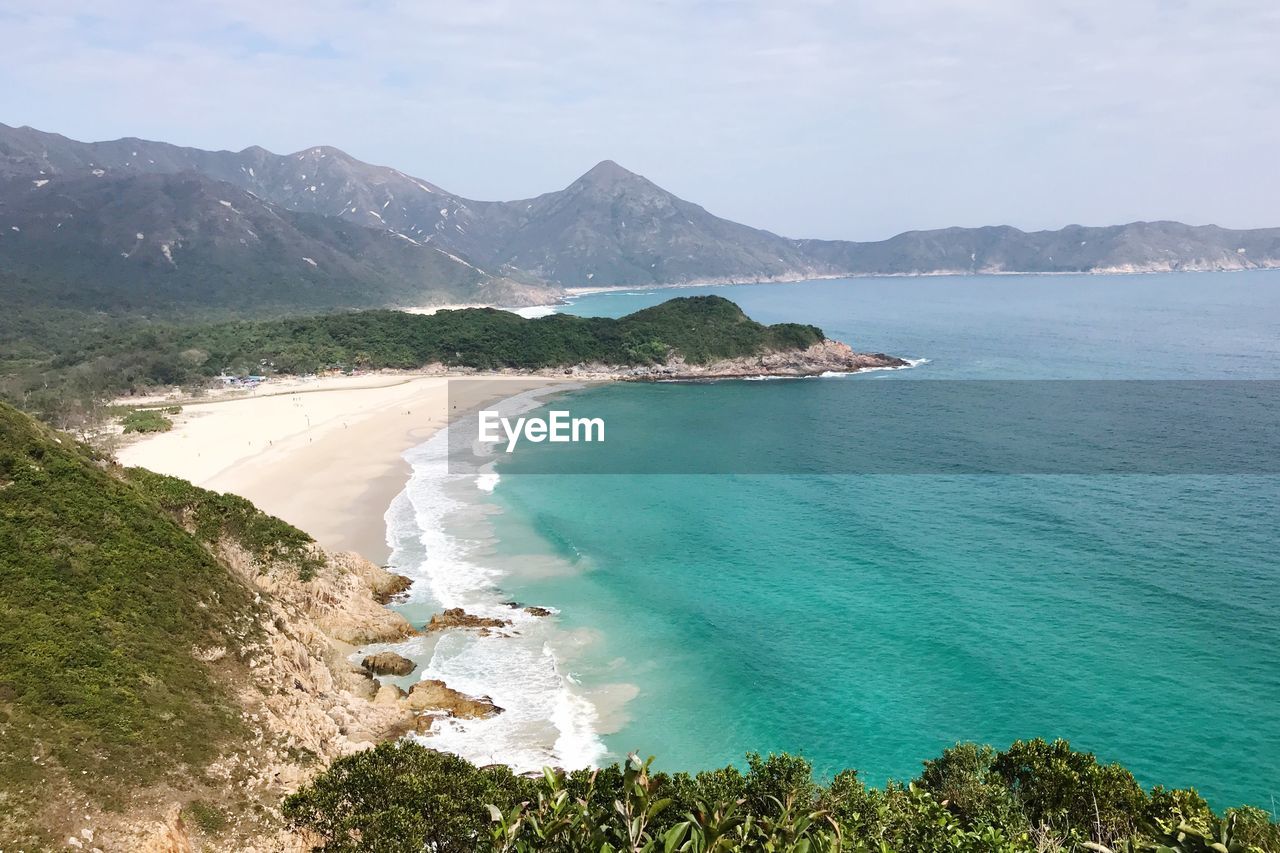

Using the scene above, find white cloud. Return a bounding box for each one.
[1,0,1277,238]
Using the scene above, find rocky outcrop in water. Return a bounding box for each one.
[361,652,416,676]
[480,338,909,382]
[617,340,908,380]
[426,607,512,632]
[369,572,413,604]
[406,680,503,718]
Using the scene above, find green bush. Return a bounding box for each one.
[121,408,173,433]
[281,741,530,853]
[283,740,1280,853]
[990,737,1146,847]
[127,468,322,579]
[918,742,1025,830]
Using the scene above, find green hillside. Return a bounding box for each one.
[0,401,316,846]
[2,297,825,426]
[171,295,823,373]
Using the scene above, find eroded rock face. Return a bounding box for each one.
[425,607,511,632]
[362,651,416,676]
[64,542,510,849]
[622,340,909,380]
[370,572,413,605]
[406,680,503,718]
[374,683,408,705]
[133,806,193,853]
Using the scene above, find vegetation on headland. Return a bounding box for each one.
[283,740,1280,853]
[0,296,823,429]
[0,400,321,844]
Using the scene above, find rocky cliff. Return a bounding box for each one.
[66,542,506,852]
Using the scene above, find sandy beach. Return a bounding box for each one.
[116,373,570,563]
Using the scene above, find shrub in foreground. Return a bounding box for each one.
[283,739,1279,852]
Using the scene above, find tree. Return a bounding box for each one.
[282,741,527,853]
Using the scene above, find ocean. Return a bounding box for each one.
[380,271,1280,809]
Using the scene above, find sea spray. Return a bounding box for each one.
[379,425,608,771]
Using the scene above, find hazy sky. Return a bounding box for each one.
[2,0,1277,239]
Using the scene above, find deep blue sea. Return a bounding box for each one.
[387,272,1280,810]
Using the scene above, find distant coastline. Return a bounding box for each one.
[560,262,1280,299]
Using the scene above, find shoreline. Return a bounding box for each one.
[372,382,624,770]
[113,353,915,773]
[559,264,1280,298]
[115,373,588,564]
[116,372,622,771]
[109,337,903,562]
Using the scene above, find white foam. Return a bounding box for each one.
[383,428,606,771]
[513,305,558,319]
[475,462,500,493]
[822,357,930,378]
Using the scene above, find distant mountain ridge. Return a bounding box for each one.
[797,221,1280,277]
[0,170,552,315]
[2,122,1278,316]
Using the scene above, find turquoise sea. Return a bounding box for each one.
[387,272,1280,810]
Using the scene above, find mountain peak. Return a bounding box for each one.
[289,144,355,161]
[578,159,641,184]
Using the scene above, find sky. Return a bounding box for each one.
[2,0,1277,240]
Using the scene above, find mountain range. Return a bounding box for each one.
[2,122,1278,316]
